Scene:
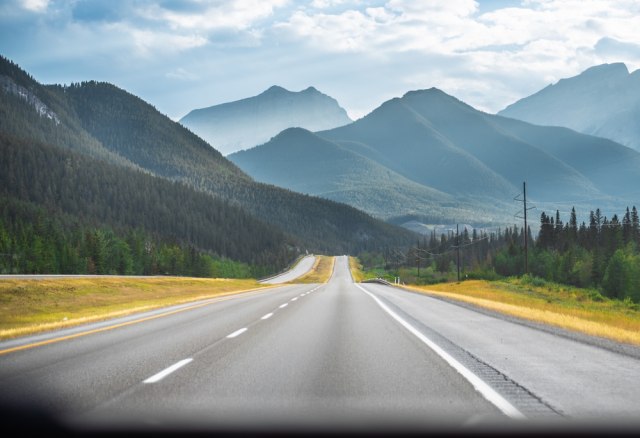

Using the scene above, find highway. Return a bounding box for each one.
[1,256,639,433]
[261,254,316,284]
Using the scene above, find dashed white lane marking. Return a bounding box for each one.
[291,297,298,302]
[226,327,248,338]
[261,313,273,320]
[279,303,288,308]
[355,283,526,420]
[143,358,193,384]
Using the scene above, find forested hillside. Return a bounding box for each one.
[0,60,134,168]
[230,127,475,221]
[57,79,415,253]
[0,55,416,275]
[0,133,293,276]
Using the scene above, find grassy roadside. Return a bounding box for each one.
[349,256,365,282]
[292,256,335,284]
[350,257,640,346]
[405,278,640,346]
[0,277,271,340]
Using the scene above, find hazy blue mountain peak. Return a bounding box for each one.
[401,87,474,110]
[402,87,444,97]
[579,62,629,78]
[275,126,312,137]
[180,85,352,155]
[262,85,289,95]
[499,61,640,151]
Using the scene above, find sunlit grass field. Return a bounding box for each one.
[351,261,640,346]
[408,279,640,346]
[0,277,270,340]
[349,257,365,283]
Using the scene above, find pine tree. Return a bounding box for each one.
[632,206,640,245]
[623,207,632,244]
[568,207,578,245]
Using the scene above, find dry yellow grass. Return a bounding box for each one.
[405,280,640,346]
[292,256,335,284]
[349,256,364,282]
[0,277,271,340]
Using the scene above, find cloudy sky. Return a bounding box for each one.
[1,0,639,120]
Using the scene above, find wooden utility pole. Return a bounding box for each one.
[523,181,528,275]
[456,224,461,282]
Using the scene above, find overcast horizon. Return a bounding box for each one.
[1,0,639,121]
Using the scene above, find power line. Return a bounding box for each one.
[514,182,534,274]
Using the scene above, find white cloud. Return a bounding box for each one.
[311,0,347,8]
[276,9,378,52]
[386,0,479,18]
[4,0,640,120]
[269,0,640,113]
[140,0,289,32]
[21,0,49,12]
[166,67,199,81]
[129,28,208,56]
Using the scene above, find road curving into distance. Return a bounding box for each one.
[260,255,316,284]
[1,256,639,434]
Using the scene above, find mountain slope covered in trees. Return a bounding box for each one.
[0,134,292,276]
[321,88,610,203]
[0,55,416,274]
[57,79,415,253]
[230,127,479,221]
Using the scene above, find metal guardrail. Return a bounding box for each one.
[257,254,308,283]
[361,278,393,286]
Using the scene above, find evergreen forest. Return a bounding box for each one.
[364,206,640,302]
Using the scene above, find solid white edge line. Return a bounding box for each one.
[355,284,526,420]
[279,303,288,308]
[143,358,193,384]
[261,312,274,320]
[227,327,248,338]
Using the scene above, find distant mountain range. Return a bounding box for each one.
[230,127,467,221]
[0,55,416,273]
[499,63,640,152]
[230,87,640,225]
[180,85,352,155]
[5,51,638,249]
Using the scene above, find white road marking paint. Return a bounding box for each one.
[279,303,288,308]
[227,328,248,338]
[291,297,298,302]
[143,358,193,384]
[355,284,526,420]
[261,313,273,320]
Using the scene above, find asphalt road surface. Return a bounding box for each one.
[261,255,316,284]
[1,256,639,434]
